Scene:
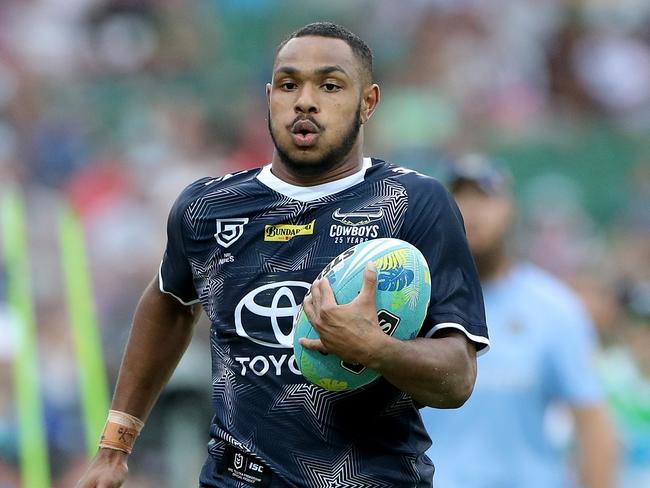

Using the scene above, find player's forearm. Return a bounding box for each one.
[575,406,618,488]
[366,330,476,408]
[110,277,201,421]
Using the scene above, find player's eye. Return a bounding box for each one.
[322,83,341,92]
[280,81,298,91]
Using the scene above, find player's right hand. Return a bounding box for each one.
[75,448,129,488]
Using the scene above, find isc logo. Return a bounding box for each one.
[249,462,264,473]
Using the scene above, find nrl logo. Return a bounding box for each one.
[332,208,384,226]
[234,452,244,470]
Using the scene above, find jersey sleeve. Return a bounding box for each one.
[400,175,489,354]
[545,297,602,405]
[158,182,202,306]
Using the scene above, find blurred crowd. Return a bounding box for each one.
[0,0,648,487]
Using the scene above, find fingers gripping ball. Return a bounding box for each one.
[293,238,431,391]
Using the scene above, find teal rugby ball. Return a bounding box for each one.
[293,238,431,391]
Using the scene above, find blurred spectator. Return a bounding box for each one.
[420,154,618,488]
[571,270,650,488]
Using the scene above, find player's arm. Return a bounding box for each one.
[573,404,618,488]
[109,276,202,423]
[364,326,476,408]
[76,276,202,488]
[302,179,486,407]
[550,298,617,488]
[301,265,476,408]
[545,288,618,488]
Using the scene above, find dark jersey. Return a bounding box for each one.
[159,158,489,488]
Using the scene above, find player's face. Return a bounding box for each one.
[453,182,513,257]
[267,36,372,176]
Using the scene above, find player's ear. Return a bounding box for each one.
[265,82,272,105]
[360,84,380,125]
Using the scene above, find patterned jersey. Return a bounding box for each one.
[159,157,489,488]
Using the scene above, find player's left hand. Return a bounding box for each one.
[299,262,387,365]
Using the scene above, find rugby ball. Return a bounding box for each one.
[293,238,431,391]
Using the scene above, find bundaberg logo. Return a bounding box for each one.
[264,220,315,242]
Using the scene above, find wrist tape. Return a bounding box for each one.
[99,410,145,454]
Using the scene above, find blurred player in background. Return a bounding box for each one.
[76,23,488,488]
[421,154,618,488]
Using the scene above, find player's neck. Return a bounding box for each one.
[270,151,365,187]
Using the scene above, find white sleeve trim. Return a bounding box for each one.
[425,322,490,356]
[158,261,200,306]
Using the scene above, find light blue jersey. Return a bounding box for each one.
[421,263,602,488]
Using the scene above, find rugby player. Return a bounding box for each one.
[77,23,488,488]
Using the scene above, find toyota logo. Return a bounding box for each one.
[234,281,310,348]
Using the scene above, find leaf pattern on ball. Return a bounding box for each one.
[374,249,407,271]
[377,266,414,291]
[404,286,420,310]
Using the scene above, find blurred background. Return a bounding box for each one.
[0,0,648,487]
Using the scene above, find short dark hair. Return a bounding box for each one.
[275,22,374,83]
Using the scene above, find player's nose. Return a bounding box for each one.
[294,84,319,114]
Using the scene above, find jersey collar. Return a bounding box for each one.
[256,157,373,202]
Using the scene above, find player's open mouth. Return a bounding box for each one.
[291,120,320,147]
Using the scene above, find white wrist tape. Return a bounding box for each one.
[98,410,145,454]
